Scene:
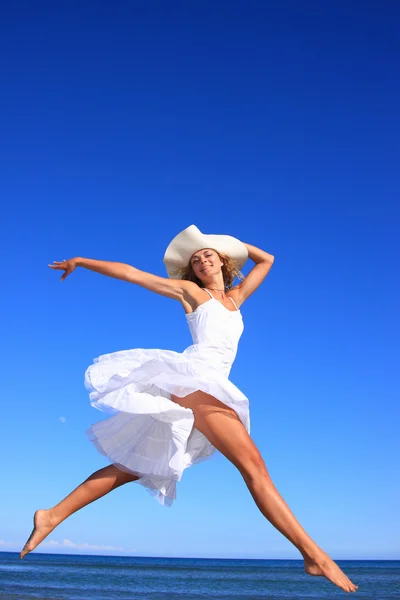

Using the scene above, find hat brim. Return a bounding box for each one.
[163,225,248,279]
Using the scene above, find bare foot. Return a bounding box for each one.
[20,509,57,559]
[304,551,358,593]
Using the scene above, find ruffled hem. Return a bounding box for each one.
[85,347,250,506]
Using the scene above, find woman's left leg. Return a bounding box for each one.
[171,391,358,594]
[20,465,138,558]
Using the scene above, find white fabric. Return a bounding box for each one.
[84,289,250,506]
[163,224,248,278]
[226,294,239,311]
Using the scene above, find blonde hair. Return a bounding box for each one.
[176,250,244,290]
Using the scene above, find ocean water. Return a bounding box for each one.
[0,552,399,599]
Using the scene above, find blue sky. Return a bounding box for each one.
[1,1,399,560]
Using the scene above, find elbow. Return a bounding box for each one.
[125,265,141,284]
[263,254,275,264]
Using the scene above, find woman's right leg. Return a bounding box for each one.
[20,465,138,558]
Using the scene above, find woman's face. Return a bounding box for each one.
[189,248,223,280]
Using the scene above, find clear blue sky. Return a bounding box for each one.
[1,1,399,560]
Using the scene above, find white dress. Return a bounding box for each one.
[84,288,250,506]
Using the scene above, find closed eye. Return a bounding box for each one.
[192,252,213,264]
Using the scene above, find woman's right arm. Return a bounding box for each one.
[49,257,191,301]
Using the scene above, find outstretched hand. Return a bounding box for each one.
[48,258,78,281]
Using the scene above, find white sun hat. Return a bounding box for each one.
[163,224,248,278]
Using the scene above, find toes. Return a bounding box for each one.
[20,541,33,559]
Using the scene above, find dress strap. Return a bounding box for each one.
[228,296,239,310]
[204,288,239,310]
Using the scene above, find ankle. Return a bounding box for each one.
[48,507,62,527]
[300,544,324,563]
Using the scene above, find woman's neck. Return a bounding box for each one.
[204,285,226,299]
[203,276,225,292]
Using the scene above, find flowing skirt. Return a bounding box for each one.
[85,346,250,506]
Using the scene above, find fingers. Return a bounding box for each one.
[60,266,71,280]
[48,260,67,269]
[48,260,69,279]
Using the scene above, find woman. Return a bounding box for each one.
[21,225,357,593]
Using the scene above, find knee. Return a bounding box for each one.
[236,448,269,482]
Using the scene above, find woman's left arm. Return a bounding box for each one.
[235,242,275,305]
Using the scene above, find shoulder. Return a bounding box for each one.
[180,281,209,313]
